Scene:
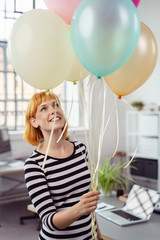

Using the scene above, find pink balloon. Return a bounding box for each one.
[43,0,82,25]
[132,0,140,7]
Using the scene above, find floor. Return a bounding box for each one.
[0,200,40,240]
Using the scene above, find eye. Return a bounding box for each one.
[40,106,47,112]
[55,102,59,107]
[52,102,59,108]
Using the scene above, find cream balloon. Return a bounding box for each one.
[104,22,158,98]
[8,9,74,90]
[65,53,89,84]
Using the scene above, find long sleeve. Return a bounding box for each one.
[24,156,57,231]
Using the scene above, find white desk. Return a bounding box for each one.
[0,160,24,174]
[0,157,28,204]
[97,196,160,240]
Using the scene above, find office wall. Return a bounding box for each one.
[127,0,160,105]
[90,0,160,160]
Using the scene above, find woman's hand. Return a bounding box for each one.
[76,190,101,217]
[52,190,101,229]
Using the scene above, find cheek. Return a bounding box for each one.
[61,114,66,124]
[35,112,46,123]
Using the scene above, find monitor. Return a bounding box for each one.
[0,127,11,154]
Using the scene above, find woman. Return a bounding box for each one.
[24,91,103,240]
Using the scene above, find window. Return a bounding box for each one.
[0,0,87,130]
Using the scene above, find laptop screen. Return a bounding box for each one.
[123,184,160,219]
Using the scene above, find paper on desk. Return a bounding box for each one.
[95,202,115,213]
[0,161,6,166]
[8,160,24,167]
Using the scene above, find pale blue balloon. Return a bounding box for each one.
[71,0,140,77]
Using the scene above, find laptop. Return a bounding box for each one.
[98,184,160,226]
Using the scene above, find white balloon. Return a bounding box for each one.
[8,9,74,90]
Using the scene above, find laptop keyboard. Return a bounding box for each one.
[112,210,141,221]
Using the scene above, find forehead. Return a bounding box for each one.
[39,98,56,106]
[36,93,59,105]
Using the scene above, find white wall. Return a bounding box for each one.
[90,0,160,161]
[127,0,160,105]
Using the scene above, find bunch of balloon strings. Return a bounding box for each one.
[78,76,138,239]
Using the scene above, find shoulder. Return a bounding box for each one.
[70,140,86,147]
[70,140,88,154]
[24,150,44,168]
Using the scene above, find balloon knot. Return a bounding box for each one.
[73,81,77,85]
[118,95,122,99]
[45,89,51,95]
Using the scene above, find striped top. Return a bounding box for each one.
[24,141,93,240]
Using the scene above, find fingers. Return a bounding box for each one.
[80,190,101,215]
[83,190,101,199]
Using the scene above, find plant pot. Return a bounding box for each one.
[116,189,124,197]
[133,106,143,111]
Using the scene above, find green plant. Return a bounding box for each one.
[98,157,134,196]
[131,101,144,108]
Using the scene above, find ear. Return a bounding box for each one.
[29,117,39,128]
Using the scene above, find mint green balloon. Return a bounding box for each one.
[71,0,140,77]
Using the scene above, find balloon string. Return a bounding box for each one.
[80,76,97,172]
[93,78,107,185]
[41,102,57,171]
[57,82,75,143]
[88,77,104,187]
[79,80,93,170]
[56,122,68,143]
[89,78,97,164]
[124,146,138,169]
[104,104,114,133]
[121,97,138,168]
[87,74,93,87]
[111,94,120,158]
[121,98,135,111]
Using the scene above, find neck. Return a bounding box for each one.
[37,137,73,159]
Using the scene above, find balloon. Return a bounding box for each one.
[8,9,74,90]
[65,53,89,84]
[104,22,158,98]
[71,0,140,78]
[43,0,82,25]
[132,0,140,7]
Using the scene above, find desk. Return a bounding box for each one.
[0,159,28,204]
[0,160,24,174]
[97,196,160,240]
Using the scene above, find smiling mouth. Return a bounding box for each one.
[49,117,60,122]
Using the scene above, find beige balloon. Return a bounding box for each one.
[104,22,158,98]
[8,9,74,90]
[65,52,89,84]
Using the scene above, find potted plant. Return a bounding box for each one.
[131,101,145,111]
[98,157,135,197]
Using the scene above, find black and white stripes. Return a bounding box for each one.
[24,141,93,240]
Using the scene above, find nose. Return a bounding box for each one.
[49,104,57,115]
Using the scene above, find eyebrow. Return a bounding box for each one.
[38,100,57,109]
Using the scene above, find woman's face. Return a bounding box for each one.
[31,98,65,135]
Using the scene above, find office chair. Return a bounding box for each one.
[20,204,41,231]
